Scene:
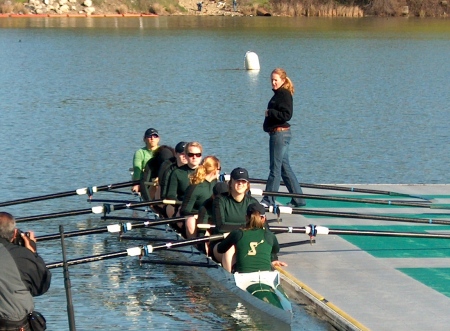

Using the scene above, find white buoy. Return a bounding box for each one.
[244,51,260,70]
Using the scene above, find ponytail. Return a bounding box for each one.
[189,155,220,185]
[272,68,294,95]
[245,211,265,230]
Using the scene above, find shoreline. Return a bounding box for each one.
[0,13,158,17]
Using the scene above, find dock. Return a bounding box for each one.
[252,184,450,331]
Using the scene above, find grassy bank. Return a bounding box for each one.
[1,0,448,17]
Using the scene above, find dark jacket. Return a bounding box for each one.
[0,238,51,322]
[263,87,293,132]
[166,164,196,202]
[212,194,258,234]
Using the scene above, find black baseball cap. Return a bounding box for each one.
[144,128,159,138]
[246,203,266,216]
[230,167,249,181]
[175,141,187,154]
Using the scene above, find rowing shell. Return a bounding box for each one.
[142,212,294,326]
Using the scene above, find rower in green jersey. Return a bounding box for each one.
[211,167,258,235]
[180,156,221,238]
[155,142,187,218]
[157,141,187,200]
[197,182,229,226]
[196,181,229,255]
[131,128,160,193]
[215,202,288,273]
[166,141,203,217]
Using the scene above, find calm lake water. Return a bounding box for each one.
[0,16,449,330]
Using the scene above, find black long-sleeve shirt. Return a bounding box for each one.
[263,87,293,132]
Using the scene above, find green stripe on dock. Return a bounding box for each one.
[398,268,450,298]
[328,225,450,258]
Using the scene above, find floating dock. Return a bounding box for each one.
[252,184,450,331]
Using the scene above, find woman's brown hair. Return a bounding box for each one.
[272,67,295,95]
[245,211,265,230]
[189,155,220,185]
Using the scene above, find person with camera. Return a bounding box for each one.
[0,212,51,331]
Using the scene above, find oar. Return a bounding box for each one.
[36,216,186,241]
[119,236,176,243]
[87,199,143,204]
[258,191,449,209]
[249,178,431,201]
[269,225,450,239]
[0,180,139,207]
[46,234,224,269]
[269,206,450,226]
[59,225,76,331]
[16,199,177,222]
[140,260,219,268]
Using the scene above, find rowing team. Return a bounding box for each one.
[131,129,287,273]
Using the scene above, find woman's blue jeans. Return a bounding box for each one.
[261,129,305,206]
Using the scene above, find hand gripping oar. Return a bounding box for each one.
[269,225,450,240]
[257,190,449,209]
[248,178,431,201]
[36,216,186,241]
[0,180,139,207]
[46,234,224,269]
[264,205,450,226]
[15,199,177,223]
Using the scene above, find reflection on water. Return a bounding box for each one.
[1,16,450,34]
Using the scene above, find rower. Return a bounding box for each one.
[156,141,187,217]
[180,156,221,239]
[139,145,175,202]
[197,181,229,228]
[211,167,258,234]
[214,202,287,273]
[166,142,203,218]
[197,182,229,254]
[131,128,160,193]
[157,142,187,199]
[210,167,258,264]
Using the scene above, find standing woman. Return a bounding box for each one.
[260,68,306,208]
[180,155,221,238]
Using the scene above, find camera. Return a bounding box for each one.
[12,229,30,247]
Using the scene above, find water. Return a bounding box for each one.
[0,16,449,330]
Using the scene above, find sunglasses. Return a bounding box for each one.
[187,152,202,158]
[146,134,159,139]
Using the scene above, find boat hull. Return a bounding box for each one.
[143,215,294,326]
